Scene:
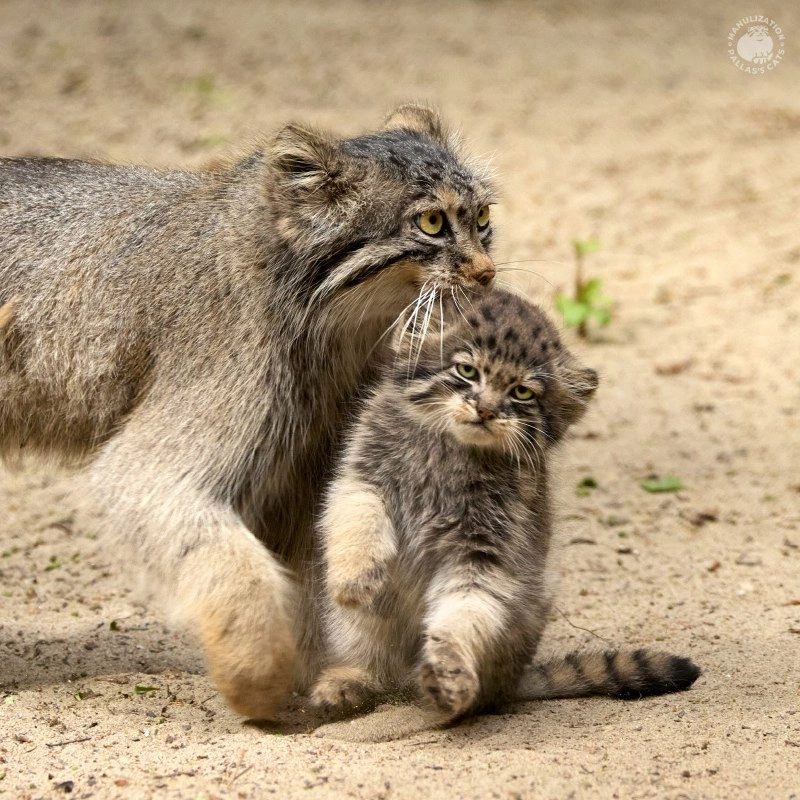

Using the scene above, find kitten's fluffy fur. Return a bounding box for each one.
[0,106,496,718]
[312,289,699,719]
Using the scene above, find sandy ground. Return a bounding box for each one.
[1,0,799,797]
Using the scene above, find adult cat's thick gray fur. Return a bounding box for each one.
[0,105,497,718]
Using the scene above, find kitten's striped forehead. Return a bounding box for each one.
[447,293,561,369]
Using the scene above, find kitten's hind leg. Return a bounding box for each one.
[418,578,508,718]
[89,428,297,720]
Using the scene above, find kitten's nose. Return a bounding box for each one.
[477,405,496,421]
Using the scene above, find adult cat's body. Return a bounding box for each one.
[0,106,496,718]
[312,290,699,719]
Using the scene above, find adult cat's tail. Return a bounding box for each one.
[518,648,700,701]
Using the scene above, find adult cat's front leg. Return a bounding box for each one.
[89,419,297,720]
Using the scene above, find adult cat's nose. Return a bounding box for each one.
[476,268,495,286]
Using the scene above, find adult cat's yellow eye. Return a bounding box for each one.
[512,385,534,401]
[417,210,444,236]
[456,363,478,380]
[476,205,490,229]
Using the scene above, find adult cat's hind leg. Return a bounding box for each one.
[89,424,297,720]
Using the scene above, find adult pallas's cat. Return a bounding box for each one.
[0,105,497,718]
[313,290,699,719]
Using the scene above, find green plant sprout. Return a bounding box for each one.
[555,238,612,338]
[640,475,685,493]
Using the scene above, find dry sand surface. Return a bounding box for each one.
[1,0,799,797]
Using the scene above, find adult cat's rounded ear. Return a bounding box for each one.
[270,123,351,200]
[382,104,447,143]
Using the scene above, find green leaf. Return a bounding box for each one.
[590,306,612,326]
[573,238,601,256]
[555,294,589,327]
[579,277,603,304]
[640,476,685,493]
[576,476,598,497]
[133,685,160,695]
[109,620,119,631]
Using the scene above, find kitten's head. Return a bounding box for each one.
[392,289,598,456]
[266,105,497,310]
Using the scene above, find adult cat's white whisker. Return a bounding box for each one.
[396,283,432,374]
[449,286,471,327]
[438,292,445,368]
[412,289,438,374]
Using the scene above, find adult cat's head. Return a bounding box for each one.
[266,105,496,313]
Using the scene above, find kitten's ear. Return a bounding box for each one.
[270,123,351,200]
[383,104,447,143]
[558,366,599,429]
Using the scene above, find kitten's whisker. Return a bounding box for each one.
[502,434,523,476]
[510,425,541,472]
[517,426,546,469]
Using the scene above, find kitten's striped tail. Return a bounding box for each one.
[518,648,700,701]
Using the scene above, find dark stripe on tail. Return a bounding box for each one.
[516,648,700,702]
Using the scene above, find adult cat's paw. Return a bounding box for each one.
[197,586,296,720]
[310,665,379,713]
[330,563,387,610]
[419,635,480,719]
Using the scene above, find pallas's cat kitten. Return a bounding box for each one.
[312,289,700,719]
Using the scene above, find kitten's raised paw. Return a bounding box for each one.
[419,636,480,719]
[310,665,379,713]
[331,564,387,610]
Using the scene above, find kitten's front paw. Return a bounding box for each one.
[419,635,480,719]
[310,665,379,713]
[330,563,387,610]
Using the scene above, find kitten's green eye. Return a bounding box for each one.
[456,363,478,380]
[512,385,534,401]
[476,205,491,230]
[417,210,445,236]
